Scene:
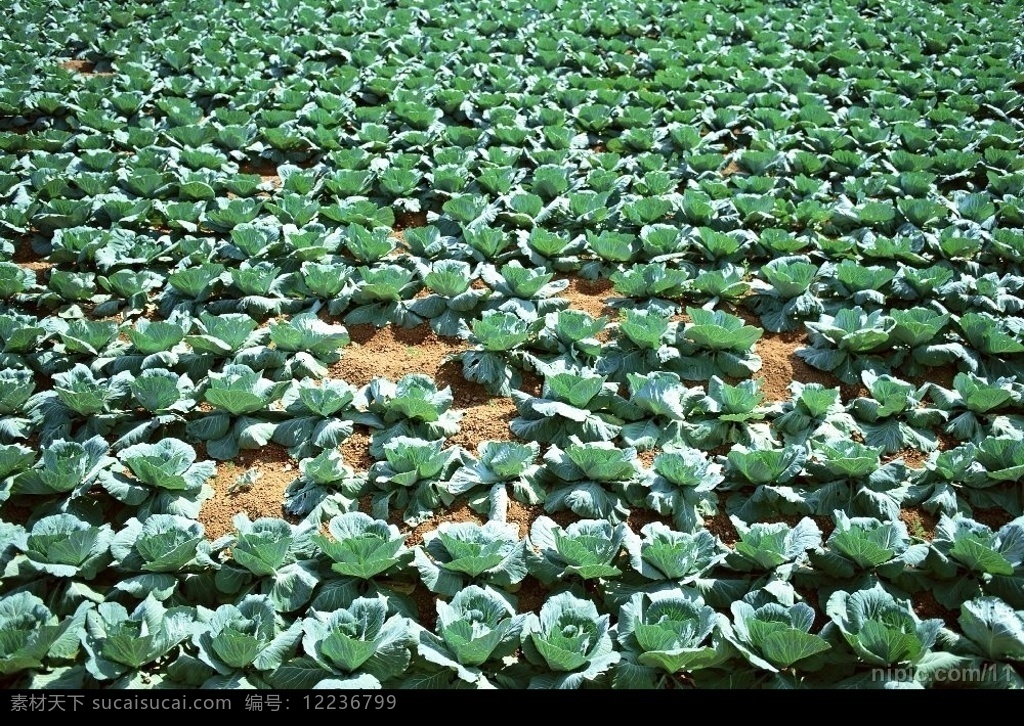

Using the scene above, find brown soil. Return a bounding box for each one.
[813,515,836,541]
[59,59,111,76]
[557,275,616,321]
[235,159,281,191]
[400,498,485,548]
[11,236,52,282]
[937,433,958,452]
[339,429,374,471]
[720,160,743,177]
[512,575,550,614]
[198,444,299,541]
[754,330,838,403]
[636,448,660,468]
[434,358,490,406]
[669,310,691,326]
[900,507,939,541]
[972,507,1014,531]
[328,322,532,475]
[627,507,674,532]
[761,513,835,541]
[882,448,930,469]
[550,508,581,529]
[11,236,45,265]
[912,589,957,629]
[707,443,734,459]
[704,510,739,546]
[409,584,439,633]
[910,364,959,392]
[0,501,34,526]
[520,369,543,397]
[506,499,541,540]
[330,323,467,387]
[393,210,427,231]
[839,381,871,402]
[446,397,517,452]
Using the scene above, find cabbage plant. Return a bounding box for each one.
[521,591,620,688]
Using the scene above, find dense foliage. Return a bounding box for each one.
[1,0,1023,689]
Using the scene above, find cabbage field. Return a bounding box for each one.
[1,0,1023,690]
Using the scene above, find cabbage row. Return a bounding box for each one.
[1,0,1023,689]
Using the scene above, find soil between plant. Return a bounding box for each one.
[754,329,838,402]
[199,443,300,541]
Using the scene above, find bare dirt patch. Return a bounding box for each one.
[549,508,581,529]
[704,510,739,546]
[409,584,439,632]
[972,507,1014,531]
[237,159,280,189]
[520,369,543,397]
[0,500,35,527]
[910,364,959,392]
[401,498,485,548]
[329,323,527,474]
[447,397,517,452]
[627,507,674,532]
[883,447,930,469]
[720,160,743,177]
[761,513,836,541]
[912,589,957,629]
[636,447,661,468]
[507,499,540,540]
[11,236,53,281]
[813,514,836,541]
[558,275,616,322]
[394,210,428,232]
[340,429,374,471]
[59,59,112,76]
[754,330,838,403]
[330,323,467,387]
[900,507,939,541]
[198,444,299,541]
[512,575,549,613]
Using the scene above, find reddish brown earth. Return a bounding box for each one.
[339,429,374,471]
[198,444,299,540]
[446,397,517,452]
[913,589,957,629]
[627,507,674,532]
[236,159,280,191]
[558,275,616,321]
[720,160,743,177]
[813,515,836,541]
[761,513,836,541]
[401,498,485,548]
[506,499,540,540]
[0,501,34,526]
[636,447,661,468]
[704,510,739,546]
[972,507,1014,530]
[393,210,428,232]
[506,500,579,540]
[754,330,838,403]
[409,584,439,632]
[909,364,959,392]
[511,576,549,614]
[330,323,467,387]
[900,507,939,541]
[59,59,112,75]
[883,448,930,469]
[11,236,52,282]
